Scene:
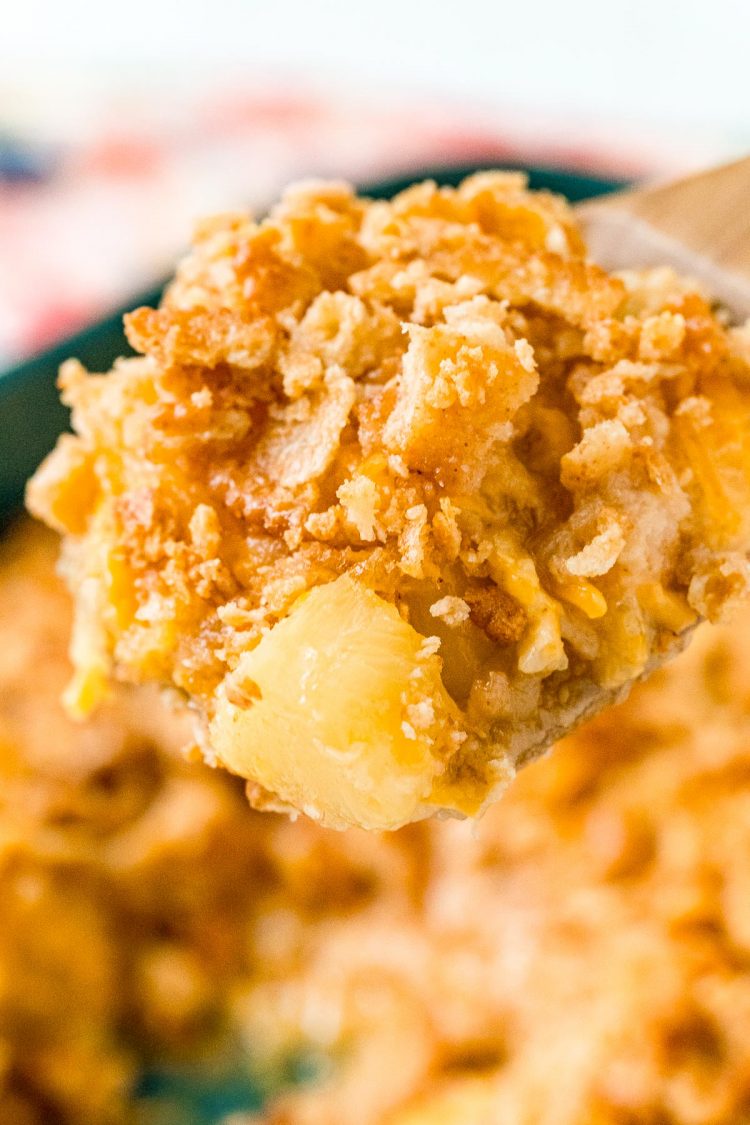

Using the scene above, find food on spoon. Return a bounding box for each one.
[28,172,750,829]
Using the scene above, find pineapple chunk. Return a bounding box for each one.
[210,575,464,830]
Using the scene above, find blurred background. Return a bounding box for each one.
[2,0,748,369]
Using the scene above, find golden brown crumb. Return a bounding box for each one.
[463,583,527,644]
[27,172,750,829]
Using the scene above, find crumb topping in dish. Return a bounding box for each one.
[28,172,750,828]
[7,522,750,1124]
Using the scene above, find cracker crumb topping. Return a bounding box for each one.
[27,172,750,828]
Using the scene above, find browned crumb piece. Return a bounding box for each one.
[27,173,750,829]
[464,583,527,644]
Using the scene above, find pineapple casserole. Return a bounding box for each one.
[28,172,750,829]
[0,523,259,1125]
[8,521,750,1124]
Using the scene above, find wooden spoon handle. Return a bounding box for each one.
[577,155,750,321]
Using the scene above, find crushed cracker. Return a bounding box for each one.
[27,172,750,829]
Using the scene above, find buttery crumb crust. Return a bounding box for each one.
[28,173,750,828]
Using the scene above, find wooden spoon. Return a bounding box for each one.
[577,155,750,321]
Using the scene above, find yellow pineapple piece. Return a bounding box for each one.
[210,575,465,830]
